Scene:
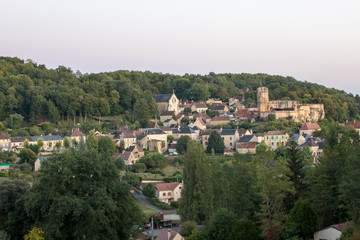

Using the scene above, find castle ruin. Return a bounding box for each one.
[257,87,325,122]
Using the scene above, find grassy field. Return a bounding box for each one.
[137,164,183,181]
[136,199,158,216]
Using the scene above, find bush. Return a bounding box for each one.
[139,153,168,169]
[149,198,173,210]
[0,172,9,177]
[170,201,179,209]
[143,184,156,198]
[134,163,146,173]
[150,168,165,176]
[163,176,182,183]
[181,221,198,237]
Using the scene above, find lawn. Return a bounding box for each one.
[137,164,183,181]
[136,199,158,216]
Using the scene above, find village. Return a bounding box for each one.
[1,87,359,240]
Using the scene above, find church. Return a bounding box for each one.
[152,91,180,115]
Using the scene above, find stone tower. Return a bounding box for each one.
[257,87,270,112]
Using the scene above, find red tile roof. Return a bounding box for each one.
[155,182,181,192]
[300,123,321,130]
[211,116,230,121]
[0,133,10,140]
[160,111,174,116]
[67,128,85,137]
[345,122,360,129]
[332,221,355,232]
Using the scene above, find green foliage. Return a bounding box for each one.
[0,180,31,239]
[133,163,146,173]
[181,116,190,125]
[19,148,36,165]
[268,113,276,121]
[29,127,40,136]
[6,114,24,129]
[0,122,4,131]
[187,229,209,240]
[181,220,198,237]
[97,136,116,156]
[167,135,174,143]
[122,172,141,187]
[25,149,143,239]
[170,201,179,209]
[86,130,98,151]
[139,153,168,169]
[142,184,155,198]
[63,137,70,149]
[206,110,220,118]
[149,198,173,210]
[176,135,191,154]
[206,209,236,240]
[279,199,319,240]
[206,131,224,154]
[114,157,126,170]
[227,219,262,240]
[23,227,44,240]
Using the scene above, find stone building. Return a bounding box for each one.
[153,91,180,115]
[257,87,325,122]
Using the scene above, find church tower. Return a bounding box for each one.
[257,87,270,112]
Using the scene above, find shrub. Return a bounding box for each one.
[0,172,9,177]
[170,201,179,209]
[181,221,198,237]
[143,184,156,198]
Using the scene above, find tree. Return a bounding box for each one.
[29,126,40,136]
[122,172,141,187]
[207,209,236,240]
[180,141,213,223]
[19,148,36,165]
[0,122,4,131]
[227,220,262,240]
[25,150,143,239]
[177,135,191,154]
[87,130,98,151]
[143,184,156,198]
[252,143,294,239]
[206,131,224,154]
[36,138,44,149]
[167,135,174,143]
[23,227,44,240]
[114,157,125,171]
[279,199,319,240]
[0,180,31,239]
[133,163,146,173]
[97,136,116,156]
[268,114,276,121]
[6,114,23,129]
[63,137,70,149]
[55,141,61,151]
[71,138,78,148]
[180,220,198,237]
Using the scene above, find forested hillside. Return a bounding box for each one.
[0,56,359,125]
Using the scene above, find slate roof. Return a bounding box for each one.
[173,126,195,134]
[221,129,237,135]
[144,129,164,135]
[208,103,226,111]
[239,134,255,143]
[152,94,173,103]
[200,129,220,136]
[238,129,248,136]
[30,135,63,141]
[160,111,174,116]
[192,102,208,109]
[300,122,321,130]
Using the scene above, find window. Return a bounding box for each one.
[282,136,284,139]
[168,192,171,196]
[230,143,232,146]
[230,137,232,140]
[163,193,166,196]
[276,136,278,140]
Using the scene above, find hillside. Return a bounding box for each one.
[0,56,359,126]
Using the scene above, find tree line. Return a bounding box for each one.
[0,57,359,129]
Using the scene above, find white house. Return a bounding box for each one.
[314,221,354,240]
[155,182,183,204]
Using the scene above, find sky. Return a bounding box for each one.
[1,0,359,95]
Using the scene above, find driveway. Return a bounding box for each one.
[134,191,162,212]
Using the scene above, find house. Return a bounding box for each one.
[160,111,175,122]
[172,126,197,140]
[188,118,206,130]
[300,138,325,164]
[292,134,307,145]
[264,131,289,150]
[220,129,239,149]
[29,135,63,151]
[67,128,85,144]
[254,133,265,143]
[114,130,137,148]
[237,129,253,138]
[201,113,211,125]
[163,118,178,127]
[209,116,230,126]
[200,129,220,149]
[314,221,354,240]
[156,229,184,240]
[208,103,228,113]
[236,142,259,154]
[344,121,360,134]
[206,98,222,105]
[10,137,29,152]
[168,144,177,154]
[127,145,144,159]
[0,163,11,171]
[112,151,138,165]
[235,109,257,121]
[155,182,183,204]
[153,92,180,115]
[299,123,321,136]
[238,134,258,143]
[245,102,258,112]
[229,96,244,109]
[34,156,50,172]
[0,133,11,151]
[224,149,235,156]
[190,102,208,113]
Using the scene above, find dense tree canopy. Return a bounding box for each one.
[24,149,143,239]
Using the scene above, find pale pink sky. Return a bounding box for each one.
[1,0,359,94]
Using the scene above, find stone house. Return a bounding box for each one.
[136,129,168,153]
[34,156,50,172]
[153,92,180,115]
[155,182,183,204]
[67,128,85,145]
[29,135,63,151]
[264,131,289,150]
[10,137,29,152]
[209,116,230,126]
[160,111,175,122]
[200,129,220,149]
[188,118,206,130]
[299,123,321,136]
[162,118,177,127]
[220,129,239,149]
[236,142,259,154]
[114,131,137,149]
[190,102,208,113]
[206,98,222,105]
[0,133,11,151]
[208,103,229,114]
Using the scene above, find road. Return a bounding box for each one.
[134,191,162,212]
